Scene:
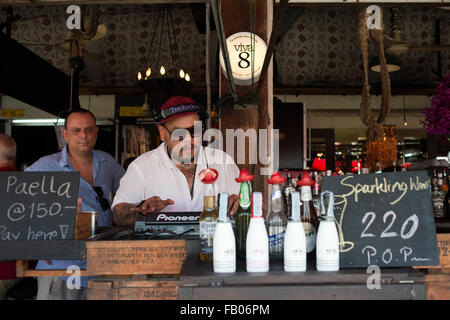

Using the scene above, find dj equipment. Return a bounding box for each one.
[134,211,201,239]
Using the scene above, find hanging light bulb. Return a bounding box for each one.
[137,72,142,81]
[160,65,166,76]
[185,73,190,82]
[179,69,185,79]
[146,67,151,78]
[404,120,408,126]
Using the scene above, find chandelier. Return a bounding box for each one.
[136,4,191,110]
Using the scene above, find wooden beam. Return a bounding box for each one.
[274,87,438,96]
[0,0,206,6]
[41,85,438,97]
[219,0,272,206]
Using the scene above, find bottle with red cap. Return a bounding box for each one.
[266,171,288,260]
[234,169,254,260]
[246,192,269,273]
[297,172,319,260]
[199,168,219,262]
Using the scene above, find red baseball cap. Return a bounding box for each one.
[158,96,201,125]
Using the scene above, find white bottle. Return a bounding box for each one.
[316,191,339,272]
[213,193,236,273]
[284,191,306,272]
[246,192,269,273]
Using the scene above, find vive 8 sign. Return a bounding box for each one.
[219,32,267,86]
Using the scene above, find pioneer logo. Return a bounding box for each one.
[156,213,200,222]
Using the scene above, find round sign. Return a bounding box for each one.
[219,32,267,86]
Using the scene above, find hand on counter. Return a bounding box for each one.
[228,194,239,216]
[135,196,175,215]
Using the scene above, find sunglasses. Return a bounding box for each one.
[162,124,203,142]
[93,186,110,211]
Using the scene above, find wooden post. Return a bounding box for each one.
[219,0,273,207]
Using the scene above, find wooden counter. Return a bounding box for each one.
[178,255,427,300]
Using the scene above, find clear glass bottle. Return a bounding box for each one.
[266,184,288,260]
[283,173,297,219]
[199,183,218,262]
[298,173,319,259]
[312,181,321,216]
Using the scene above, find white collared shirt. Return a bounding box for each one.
[112,143,240,212]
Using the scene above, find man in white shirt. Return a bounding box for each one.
[112,96,240,226]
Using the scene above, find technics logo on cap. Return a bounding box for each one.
[160,104,200,118]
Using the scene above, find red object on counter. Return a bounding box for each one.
[0,166,18,280]
[267,171,287,184]
[312,158,326,171]
[297,172,315,187]
[198,168,219,184]
[235,169,254,182]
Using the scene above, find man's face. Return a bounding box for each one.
[158,113,202,164]
[63,113,98,155]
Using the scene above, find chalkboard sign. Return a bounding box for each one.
[323,171,440,268]
[0,172,80,241]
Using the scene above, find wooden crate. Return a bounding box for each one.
[86,240,186,276]
[413,234,450,300]
[87,276,179,300]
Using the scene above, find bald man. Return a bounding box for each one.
[0,134,20,299]
[0,134,16,169]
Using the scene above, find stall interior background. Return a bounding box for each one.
[0,4,448,171]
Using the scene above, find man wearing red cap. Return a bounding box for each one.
[112,96,240,225]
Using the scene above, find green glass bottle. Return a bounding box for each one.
[235,170,254,260]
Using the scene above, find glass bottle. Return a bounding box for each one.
[298,173,319,259]
[266,183,287,260]
[312,180,321,216]
[213,193,236,273]
[283,173,297,219]
[199,183,218,262]
[443,169,450,217]
[246,192,269,273]
[284,191,306,272]
[431,185,445,218]
[235,177,253,260]
[316,191,339,272]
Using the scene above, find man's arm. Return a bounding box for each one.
[113,203,142,226]
[113,197,175,226]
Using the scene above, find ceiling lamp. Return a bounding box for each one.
[370,54,402,73]
[135,5,190,103]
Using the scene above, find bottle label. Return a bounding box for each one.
[239,182,251,209]
[200,221,216,254]
[303,222,316,253]
[268,230,285,249]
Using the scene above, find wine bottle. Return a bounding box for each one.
[234,169,254,260]
[297,173,319,259]
[199,181,218,262]
[266,172,288,260]
[316,191,339,272]
[284,191,306,272]
[246,192,269,273]
[213,193,236,273]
